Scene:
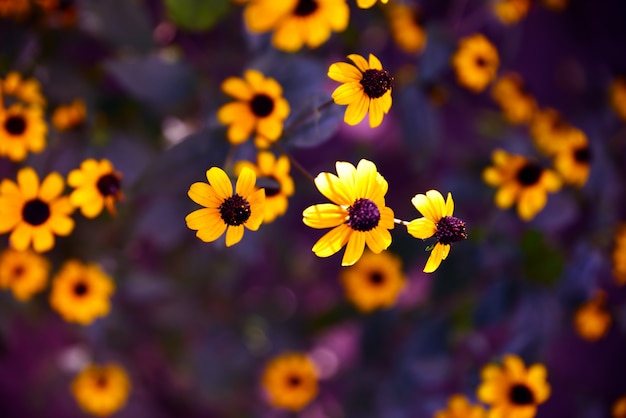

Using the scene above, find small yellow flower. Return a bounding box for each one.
[0,248,50,301]
[1,71,46,107]
[51,98,86,131]
[262,352,318,411]
[434,394,487,418]
[553,132,591,187]
[387,4,427,54]
[71,363,131,417]
[491,73,537,125]
[357,0,388,9]
[68,159,123,218]
[0,103,47,161]
[610,77,626,122]
[613,224,626,286]
[530,108,585,156]
[574,290,611,341]
[492,0,531,25]
[451,34,500,93]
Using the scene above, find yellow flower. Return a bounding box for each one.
[217,70,290,148]
[387,4,427,54]
[71,363,131,417]
[68,159,123,218]
[477,354,551,418]
[357,0,388,8]
[0,248,50,301]
[613,224,626,286]
[234,151,294,223]
[340,250,405,312]
[613,395,626,418]
[553,131,591,187]
[262,352,318,411]
[407,190,467,273]
[483,149,561,221]
[0,167,75,252]
[1,71,46,107]
[186,166,265,247]
[451,34,500,93]
[328,53,394,128]
[434,394,487,418]
[530,108,585,156]
[574,290,611,341]
[610,77,626,122]
[491,73,537,125]
[51,98,86,131]
[0,103,47,161]
[49,260,115,325]
[492,0,531,25]
[302,159,395,266]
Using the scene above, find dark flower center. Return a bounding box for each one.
[95,374,109,388]
[73,281,89,297]
[347,198,381,232]
[219,194,251,226]
[369,271,385,285]
[475,56,488,68]
[361,69,394,99]
[294,0,318,16]
[259,176,281,197]
[286,375,302,387]
[12,265,25,279]
[509,383,535,405]
[22,199,51,226]
[97,174,121,197]
[434,216,468,245]
[5,115,27,136]
[574,146,591,163]
[250,94,275,118]
[516,162,543,186]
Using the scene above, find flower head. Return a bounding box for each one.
[0,248,50,301]
[262,352,318,411]
[51,98,86,131]
[68,159,123,218]
[434,394,486,418]
[492,0,531,25]
[1,71,46,107]
[610,77,626,122]
[553,131,591,187]
[387,4,427,54]
[0,103,47,161]
[574,290,611,341]
[530,108,585,156]
[491,73,537,125]
[452,34,499,93]
[71,363,131,417]
[613,395,626,418]
[613,224,626,286]
[357,0,388,9]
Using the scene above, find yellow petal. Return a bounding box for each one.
[236,167,257,197]
[312,224,351,258]
[188,182,223,208]
[302,204,347,229]
[9,223,33,251]
[245,189,266,231]
[225,225,245,247]
[196,221,227,243]
[364,227,391,253]
[314,171,353,206]
[347,54,369,72]
[368,53,383,70]
[206,167,232,200]
[38,172,64,202]
[185,208,222,231]
[368,97,384,128]
[444,192,454,217]
[217,102,251,124]
[17,167,39,200]
[423,242,445,273]
[328,62,363,83]
[517,187,546,221]
[344,93,369,126]
[221,77,253,100]
[494,183,519,209]
[331,82,364,105]
[32,228,54,253]
[407,217,437,239]
[342,231,365,266]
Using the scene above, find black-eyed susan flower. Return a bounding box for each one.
[491,73,537,125]
[451,34,499,93]
[434,394,486,418]
[217,70,290,149]
[407,190,467,273]
[483,149,561,221]
[613,395,626,418]
[302,159,395,266]
[530,108,585,156]
[234,151,294,224]
[71,363,131,417]
[0,167,75,252]
[262,352,318,411]
[68,159,123,218]
[328,53,394,128]
[186,166,265,247]
[613,224,626,286]
[49,260,115,325]
[387,4,427,54]
[0,103,47,162]
[574,290,611,341]
[1,71,46,107]
[477,354,551,418]
[553,132,591,187]
[357,0,388,9]
[0,248,50,301]
[492,0,531,25]
[51,98,86,131]
[610,77,626,122]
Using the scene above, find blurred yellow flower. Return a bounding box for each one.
[540,0,568,11]
[387,4,427,54]
[68,159,123,218]
[613,395,626,418]
[357,0,388,9]
[262,352,318,411]
[493,0,531,25]
[451,34,499,93]
[613,224,626,286]
[0,248,50,301]
[491,73,537,125]
[434,394,486,418]
[52,98,86,131]
[0,103,47,161]
[530,108,585,156]
[574,290,611,341]
[1,71,46,107]
[553,131,591,187]
[610,77,626,122]
[71,363,131,417]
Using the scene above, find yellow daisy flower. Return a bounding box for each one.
[1,71,46,107]
[407,190,467,273]
[217,69,290,148]
[302,159,395,266]
[451,34,500,93]
[491,73,537,125]
[530,108,585,156]
[262,352,318,411]
[68,159,123,218]
[357,0,388,9]
[613,395,626,418]
[483,149,562,221]
[610,77,626,122]
[71,363,131,417]
[574,290,611,341]
[553,132,591,187]
[49,260,115,325]
[328,53,394,128]
[185,166,265,247]
[0,103,47,162]
[492,0,531,25]
[51,98,86,131]
[387,4,427,54]
[0,167,75,252]
[477,354,551,418]
[0,248,50,301]
[434,394,487,418]
[613,224,626,286]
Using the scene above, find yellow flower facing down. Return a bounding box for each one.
[0,167,75,252]
[574,290,611,341]
[68,159,123,218]
[0,248,50,301]
[328,53,394,128]
[0,103,47,162]
[51,98,86,131]
[434,394,487,418]
[553,131,591,187]
[262,352,318,411]
[477,354,551,418]
[302,159,395,266]
[452,34,500,93]
[493,0,531,25]
[71,363,131,417]
[217,70,290,148]
[1,71,46,107]
[610,77,626,122]
[186,166,265,247]
[357,0,388,9]
[407,190,467,273]
[491,73,537,125]
[388,4,427,54]
[613,224,626,286]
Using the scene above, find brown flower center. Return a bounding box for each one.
[73,280,89,297]
[294,0,318,16]
[22,199,51,226]
[361,69,394,99]
[286,374,302,387]
[347,198,380,232]
[434,216,468,245]
[250,94,275,118]
[574,146,591,163]
[509,383,535,405]
[219,194,251,226]
[516,162,543,186]
[369,271,385,286]
[97,173,122,197]
[4,115,27,136]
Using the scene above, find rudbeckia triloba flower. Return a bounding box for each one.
[482,149,561,221]
[217,70,290,149]
[357,0,388,8]
[613,224,626,286]
[451,34,499,93]
[0,103,47,161]
[387,4,427,54]
[1,71,46,106]
[407,190,467,273]
[434,394,486,418]
[530,108,586,156]
[491,73,537,125]
[553,132,591,187]
[234,151,294,224]
[613,395,626,418]
[52,98,86,131]
[262,352,318,411]
[0,248,50,301]
[68,159,123,218]
[610,77,626,122]
[186,166,265,247]
[302,159,395,266]
[340,250,406,312]
[0,167,75,252]
[492,0,531,25]
[49,260,115,325]
[477,354,551,418]
[71,363,131,417]
[574,290,611,341]
[328,53,394,128]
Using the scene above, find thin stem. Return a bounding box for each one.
[283,98,335,137]
[273,142,316,183]
[394,218,410,226]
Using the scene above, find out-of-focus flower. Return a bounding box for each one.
[407,190,467,273]
[483,149,561,221]
[613,224,626,286]
[610,77,626,122]
[51,99,86,131]
[451,34,499,93]
[186,167,265,247]
[0,167,75,252]
[36,0,78,27]
[234,152,294,224]
[434,394,486,418]
[0,248,50,301]
[328,53,393,128]
[553,131,591,187]
[217,70,290,148]
[357,0,388,9]
[491,73,537,125]
[0,103,47,161]
[477,354,551,418]
[613,395,626,418]
[302,159,394,266]
[574,290,611,341]
[68,159,123,218]
[540,0,568,11]
[340,250,405,312]
[261,352,318,411]
[0,0,30,20]
[530,108,586,156]
[49,260,115,325]
[492,0,531,25]
[387,4,427,54]
[71,363,131,417]
[1,72,46,107]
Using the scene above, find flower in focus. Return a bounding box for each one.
[328,53,394,128]
[434,394,486,418]
[613,224,626,286]
[574,290,611,341]
[552,131,591,187]
[477,354,551,418]
[483,149,561,221]
[530,108,586,156]
[610,77,626,122]
[51,98,86,131]
[1,72,46,107]
[0,248,50,301]
[186,166,265,247]
[68,159,123,218]
[357,0,388,9]
[71,363,131,417]
[262,352,318,411]
[340,250,405,312]
[613,395,626,418]
[491,73,537,125]
[302,159,395,266]
[0,167,75,252]
[451,34,499,93]
[217,70,290,148]
[387,4,427,54]
[492,0,531,25]
[0,104,47,161]
[407,190,467,273]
